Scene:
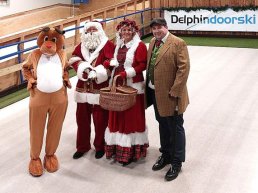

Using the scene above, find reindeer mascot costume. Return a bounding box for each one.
[22,27,71,177]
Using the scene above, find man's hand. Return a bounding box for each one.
[169,92,177,98]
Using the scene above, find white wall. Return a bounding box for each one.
[0,0,72,17]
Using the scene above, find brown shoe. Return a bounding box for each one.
[44,154,59,173]
[29,158,43,177]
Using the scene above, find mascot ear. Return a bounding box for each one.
[55,28,65,35]
[41,27,50,32]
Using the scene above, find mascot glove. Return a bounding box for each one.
[119,71,127,79]
[77,61,92,81]
[63,71,72,89]
[109,59,119,67]
[27,78,37,90]
[88,70,97,80]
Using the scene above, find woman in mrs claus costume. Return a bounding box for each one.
[104,19,149,166]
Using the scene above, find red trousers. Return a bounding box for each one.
[76,103,108,152]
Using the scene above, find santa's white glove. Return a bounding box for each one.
[84,68,90,74]
[77,62,91,81]
[109,58,119,67]
[88,70,97,79]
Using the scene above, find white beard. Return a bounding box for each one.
[81,31,102,50]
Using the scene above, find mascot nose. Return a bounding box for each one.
[46,42,52,49]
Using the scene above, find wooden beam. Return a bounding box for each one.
[113,7,118,32]
[75,19,81,46]
[134,0,137,18]
[185,0,193,7]
[103,11,107,29]
[0,64,22,77]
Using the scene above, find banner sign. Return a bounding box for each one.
[164,9,258,32]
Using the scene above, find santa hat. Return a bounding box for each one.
[84,21,104,32]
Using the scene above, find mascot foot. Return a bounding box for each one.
[29,158,43,177]
[44,154,59,173]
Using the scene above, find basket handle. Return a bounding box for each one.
[111,75,125,92]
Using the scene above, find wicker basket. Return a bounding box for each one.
[99,75,137,111]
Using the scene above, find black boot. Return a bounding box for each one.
[95,150,105,159]
[73,151,85,159]
[122,159,133,167]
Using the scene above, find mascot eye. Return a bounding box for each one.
[52,37,57,43]
[44,36,49,41]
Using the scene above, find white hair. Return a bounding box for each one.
[80,21,108,50]
[81,31,102,50]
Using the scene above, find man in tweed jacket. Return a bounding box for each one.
[145,18,190,181]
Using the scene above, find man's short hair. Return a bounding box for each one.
[150,18,167,28]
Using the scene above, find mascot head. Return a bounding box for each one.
[37,27,65,56]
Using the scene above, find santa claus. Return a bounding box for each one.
[69,21,115,159]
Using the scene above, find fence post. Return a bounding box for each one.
[17,38,24,84]
[75,19,81,45]
[140,12,144,36]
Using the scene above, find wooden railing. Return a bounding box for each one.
[1,0,258,92]
[151,0,258,9]
[0,0,153,92]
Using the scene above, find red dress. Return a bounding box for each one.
[105,41,149,163]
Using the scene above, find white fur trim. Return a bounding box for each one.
[74,91,100,104]
[109,33,141,88]
[110,58,119,67]
[94,65,108,84]
[127,79,144,94]
[74,91,87,103]
[68,56,82,66]
[125,67,136,78]
[84,22,103,32]
[121,33,141,69]
[105,127,149,147]
[87,93,100,105]
[77,62,92,81]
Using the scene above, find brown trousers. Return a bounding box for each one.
[29,86,68,159]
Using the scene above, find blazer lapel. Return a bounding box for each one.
[147,39,155,71]
[147,40,155,65]
[155,34,173,65]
